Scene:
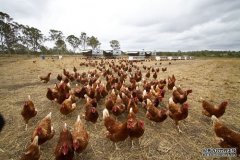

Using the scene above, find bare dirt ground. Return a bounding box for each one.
[0,55,239,160]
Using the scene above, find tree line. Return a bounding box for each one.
[0,11,120,54]
[157,50,240,57]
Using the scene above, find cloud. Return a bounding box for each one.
[1,0,240,51]
[1,0,49,19]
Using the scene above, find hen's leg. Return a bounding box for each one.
[114,143,120,150]
[131,139,135,149]
[94,123,97,130]
[25,123,28,131]
[175,121,182,133]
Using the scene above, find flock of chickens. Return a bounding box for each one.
[20,58,239,159]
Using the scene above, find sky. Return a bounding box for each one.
[1,0,240,51]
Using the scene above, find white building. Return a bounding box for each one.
[113,50,122,56]
[128,56,145,61]
[92,49,103,56]
[139,51,145,56]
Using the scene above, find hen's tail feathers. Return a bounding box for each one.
[28,95,31,101]
[103,108,109,120]
[111,89,115,95]
[32,136,39,145]
[67,82,71,87]
[72,103,76,109]
[46,112,52,119]
[168,97,175,104]
[77,115,81,123]
[117,94,121,100]
[130,107,133,114]
[200,97,204,102]
[64,123,67,130]
[143,90,147,97]
[211,115,219,124]
[173,86,177,91]
[146,99,151,105]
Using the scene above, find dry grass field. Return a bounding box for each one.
[0,55,239,160]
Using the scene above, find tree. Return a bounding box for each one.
[87,36,101,50]
[55,39,66,54]
[48,29,66,53]
[49,29,63,41]
[39,45,48,54]
[66,35,81,52]
[110,40,120,50]
[80,32,88,50]
[0,12,20,53]
[20,25,43,52]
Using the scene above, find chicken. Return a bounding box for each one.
[153,72,157,79]
[127,108,145,149]
[121,92,130,107]
[168,97,190,133]
[74,85,87,99]
[146,99,168,123]
[95,85,102,101]
[86,85,95,99]
[55,123,74,160]
[127,96,139,114]
[201,98,228,118]
[211,115,240,155]
[172,86,192,104]
[57,74,63,81]
[145,71,150,79]
[20,136,40,160]
[105,97,115,111]
[103,108,129,150]
[63,69,70,77]
[167,74,176,90]
[73,66,77,72]
[38,73,51,83]
[54,81,71,104]
[132,87,143,103]
[84,94,97,108]
[46,85,58,102]
[162,67,167,72]
[72,115,89,154]
[112,94,126,117]
[60,95,76,115]
[84,102,99,127]
[21,95,37,130]
[109,89,117,102]
[98,83,108,98]
[31,112,55,145]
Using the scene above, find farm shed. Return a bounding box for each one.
[151,51,156,56]
[128,56,145,61]
[92,49,103,56]
[127,51,139,56]
[103,50,113,57]
[112,50,122,56]
[155,56,168,61]
[139,51,145,56]
[80,50,92,56]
